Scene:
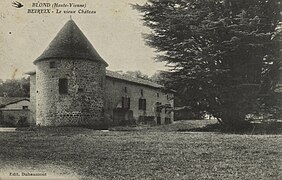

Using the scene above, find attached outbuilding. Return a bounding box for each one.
[0,97,30,126]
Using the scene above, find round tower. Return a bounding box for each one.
[34,19,108,126]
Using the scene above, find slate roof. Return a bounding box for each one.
[0,97,30,108]
[106,70,164,89]
[34,19,108,66]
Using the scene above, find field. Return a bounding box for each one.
[0,120,281,180]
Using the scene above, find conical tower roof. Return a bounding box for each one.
[34,19,108,66]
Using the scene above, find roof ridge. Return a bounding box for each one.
[0,97,30,107]
[105,70,163,89]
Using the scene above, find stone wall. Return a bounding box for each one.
[29,74,36,125]
[0,110,30,126]
[35,59,106,126]
[104,77,174,125]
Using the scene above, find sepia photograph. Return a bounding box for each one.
[0,0,281,179]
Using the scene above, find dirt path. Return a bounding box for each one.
[0,128,16,132]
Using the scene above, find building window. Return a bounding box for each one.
[139,98,146,110]
[59,78,68,95]
[167,94,169,100]
[22,106,28,110]
[49,61,56,69]
[124,87,127,93]
[157,117,161,125]
[156,102,161,113]
[165,118,171,124]
[157,93,159,98]
[122,97,130,109]
[141,89,144,96]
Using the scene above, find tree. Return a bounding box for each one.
[124,70,151,81]
[0,77,30,97]
[150,71,167,85]
[134,0,281,129]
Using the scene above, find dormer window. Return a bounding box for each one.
[49,61,56,69]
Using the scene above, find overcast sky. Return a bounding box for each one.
[0,0,166,80]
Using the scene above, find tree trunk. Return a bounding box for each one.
[220,110,251,131]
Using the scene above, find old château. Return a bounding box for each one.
[27,19,174,127]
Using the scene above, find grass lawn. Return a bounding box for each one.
[0,120,281,179]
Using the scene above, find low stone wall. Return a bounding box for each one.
[0,110,30,126]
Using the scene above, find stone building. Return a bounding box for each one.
[28,19,174,127]
[0,97,30,126]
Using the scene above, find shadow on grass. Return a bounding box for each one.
[178,121,282,134]
[16,123,110,132]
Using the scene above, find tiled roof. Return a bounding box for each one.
[34,19,108,66]
[0,97,29,108]
[26,70,167,89]
[106,70,164,89]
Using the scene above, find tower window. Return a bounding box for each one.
[59,78,68,95]
[140,89,144,96]
[49,61,56,69]
[124,87,127,93]
[139,98,146,110]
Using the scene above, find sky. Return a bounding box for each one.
[0,0,166,80]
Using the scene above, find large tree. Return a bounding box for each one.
[134,0,281,129]
[0,77,30,97]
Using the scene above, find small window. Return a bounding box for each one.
[157,93,159,97]
[139,98,146,110]
[59,78,68,95]
[22,106,28,110]
[141,89,144,96]
[124,87,127,93]
[49,61,56,69]
[122,97,130,109]
[165,118,171,124]
[157,117,161,125]
[156,102,161,113]
[167,94,169,100]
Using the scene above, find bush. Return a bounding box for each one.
[17,117,29,127]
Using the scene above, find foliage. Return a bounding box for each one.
[124,70,151,80]
[134,0,281,129]
[0,77,30,97]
